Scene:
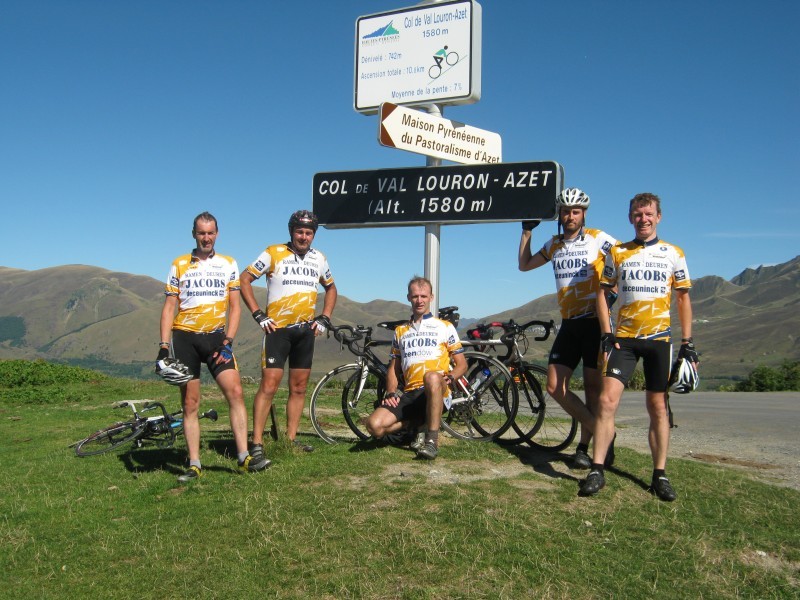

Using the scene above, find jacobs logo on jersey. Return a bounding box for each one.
[620,269,669,282]
[281,265,320,278]
[182,277,228,289]
[553,257,589,270]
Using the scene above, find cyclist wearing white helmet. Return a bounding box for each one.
[518,187,619,470]
[158,212,271,482]
[240,209,338,458]
[581,192,698,502]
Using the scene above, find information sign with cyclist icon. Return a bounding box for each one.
[355,0,482,114]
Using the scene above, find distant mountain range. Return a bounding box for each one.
[1,256,798,387]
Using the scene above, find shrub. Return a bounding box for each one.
[734,360,800,392]
[0,359,106,388]
[626,368,646,391]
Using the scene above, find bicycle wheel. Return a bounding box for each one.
[495,363,546,446]
[74,419,147,457]
[520,364,577,452]
[441,352,518,441]
[309,363,384,443]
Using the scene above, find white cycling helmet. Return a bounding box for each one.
[556,188,590,210]
[670,357,698,394]
[156,358,193,386]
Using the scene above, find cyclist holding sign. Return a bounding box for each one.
[518,188,618,469]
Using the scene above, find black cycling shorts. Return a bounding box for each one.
[603,337,672,392]
[379,388,427,425]
[261,325,315,370]
[548,317,602,371]
[171,329,238,380]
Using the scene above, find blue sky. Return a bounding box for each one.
[2,1,798,318]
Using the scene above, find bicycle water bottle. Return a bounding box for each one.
[471,367,491,391]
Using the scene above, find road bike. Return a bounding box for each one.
[464,319,578,452]
[73,400,218,457]
[309,307,519,444]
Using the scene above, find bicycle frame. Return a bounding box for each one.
[74,400,218,457]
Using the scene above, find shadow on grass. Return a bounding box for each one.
[119,447,185,475]
[506,445,580,483]
[349,437,392,453]
[505,445,652,492]
[605,465,650,492]
[115,430,240,476]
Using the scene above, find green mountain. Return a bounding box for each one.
[1,256,798,387]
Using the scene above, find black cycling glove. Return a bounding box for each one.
[252,309,275,332]
[313,314,332,334]
[521,220,540,231]
[214,342,234,363]
[156,346,169,366]
[600,333,617,354]
[678,339,698,363]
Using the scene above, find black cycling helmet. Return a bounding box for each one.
[288,210,318,234]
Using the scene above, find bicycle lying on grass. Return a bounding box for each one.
[464,319,578,451]
[309,307,519,444]
[73,400,218,457]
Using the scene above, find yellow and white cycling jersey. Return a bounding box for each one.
[243,244,334,328]
[165,251,240,334]
[392,314,463,392]
[600,238,691,339]
[539,228,618,319]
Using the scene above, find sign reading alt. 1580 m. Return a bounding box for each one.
[313,161,563,229]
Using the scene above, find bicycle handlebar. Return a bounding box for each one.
[467,319,555,348]
[328,323,388,359]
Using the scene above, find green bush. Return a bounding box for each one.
[734,360,800,392]
[625,368,646,391]
[0,359,107,388]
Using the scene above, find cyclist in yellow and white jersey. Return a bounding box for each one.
[158,212,270,482]
[365,276,467,460]
[240,210,337,458]
[579,192,698,501]
[518,188,618,469]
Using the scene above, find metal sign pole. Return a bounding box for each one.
[423,103,442,315]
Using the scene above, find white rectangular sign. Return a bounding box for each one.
[355,0,482,114]
[379,102,501,164]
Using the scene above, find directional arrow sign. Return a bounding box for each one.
[313,161,563,229]
[379,102,501,164]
